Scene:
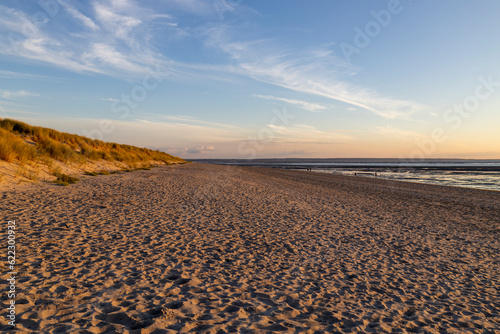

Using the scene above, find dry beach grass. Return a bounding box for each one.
[0,163,499,333]
[0,118,185,190]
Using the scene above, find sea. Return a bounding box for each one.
[192,159,500,192]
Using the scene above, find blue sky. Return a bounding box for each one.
[1,0,499,159]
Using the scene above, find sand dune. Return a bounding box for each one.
[1,163,499,333]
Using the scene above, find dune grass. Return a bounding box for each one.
[53,172,80,186]
[0,118,184,166]
[0,128,37,162]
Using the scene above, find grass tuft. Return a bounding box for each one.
[0,128,37,162]
[53,171,79,186]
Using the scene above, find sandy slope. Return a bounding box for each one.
[0,159,172,192]
[0,163,499,333]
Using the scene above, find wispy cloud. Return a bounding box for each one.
[267,123,353,143]
[59,1,100,31]
[239,57,423,119]
[0,1,426,121]
[0,90,39,99]
[204,26,426,119]
[128,115,246,145]
[93,2,141,41]
[0,2,175,78]
[100,97,119,102]
[253,94,328,112]
[0,70,58,81]
[145,114,242,130]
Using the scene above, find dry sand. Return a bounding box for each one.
[1,163,499,333]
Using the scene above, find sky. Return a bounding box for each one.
[0,0,499,159]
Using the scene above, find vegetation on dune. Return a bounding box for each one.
[0,118,184,166]
[0,118,186,186]
[53,171,80,186]
[0,127,37,162]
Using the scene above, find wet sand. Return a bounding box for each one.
[1,163,499,333]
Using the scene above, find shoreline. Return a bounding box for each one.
[1,163,499,332]
[193,160,500,193]
[309,168,500,193]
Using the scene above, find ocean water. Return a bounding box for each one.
[193,159,500,192]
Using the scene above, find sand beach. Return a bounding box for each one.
[1,163,499,333]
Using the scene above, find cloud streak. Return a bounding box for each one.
[253,94,328,112]
[204,26,426,119]
[59,1,100,31]
[267,124,353,143]
[0,2,174,78]
[239,52,424,119]
[0,1,426,120]
[0,90,39,99]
